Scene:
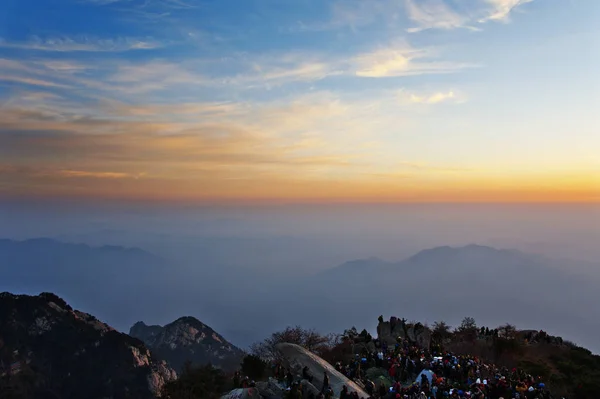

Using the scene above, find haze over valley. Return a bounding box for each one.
[2,202,598,353]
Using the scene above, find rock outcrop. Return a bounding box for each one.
[0,292,176,398]
[255,378,285,399]
[130,317,245,373]
[377,317,432,348]
[276,343,368,397]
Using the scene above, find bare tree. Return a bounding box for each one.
[250,326,333,361]
[497,323,517,340]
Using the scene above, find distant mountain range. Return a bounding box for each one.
[0,238,164,289]
[2,238,600,353]
[281,244,600,353]
[130,317,245,373]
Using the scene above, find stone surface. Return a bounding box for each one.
[276,343,369,398]
[256,378,285,399]
[377,319,432,348]
[300,379,321,398]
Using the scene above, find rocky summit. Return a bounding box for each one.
[130,316,245,373]
[0,292,176,399]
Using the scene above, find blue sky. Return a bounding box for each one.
[0,0,598,202]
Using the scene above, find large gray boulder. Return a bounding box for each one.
[300,379,321,398]
[275,343,369,398]
[377,319,431,348]
[256,378,285,399]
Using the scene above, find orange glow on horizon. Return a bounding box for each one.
[1,170,598,204]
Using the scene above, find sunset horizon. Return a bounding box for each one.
[1,0,598,204]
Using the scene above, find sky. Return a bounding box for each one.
[0,0,598,203]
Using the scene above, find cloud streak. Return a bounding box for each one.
[404,0,534,32]
[480,0,535,22]
[354,44,477,78]
[405,0,475,33]
[0,75,70,88]
[0,36,163,52]
[398,90,462,104]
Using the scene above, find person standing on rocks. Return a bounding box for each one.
[321,371,329,393]
[339,385,349,399]
[303,365,313,382]
[286,369,294,388]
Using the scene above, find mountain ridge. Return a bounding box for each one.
[319,244,533,276]
[0,292,176,398]
[0,237,162,262]
[129,316,246,373]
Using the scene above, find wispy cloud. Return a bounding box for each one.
[0,93,361,174]
[480,0,535,22]
[411,91,456,104]
[0,164,145,180]
[396,161,473,172]
[54,170,144,179]
[404,0,534,32]
[0,36,163,52]
[0,75,70,88]
[291,0,395,32]
[229,52,344,87]
[353,43,477,78]
[405,0,476,33]
[398,90,464,105]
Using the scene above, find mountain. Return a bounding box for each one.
[130,317,246,373]
[320,257,391,276]
[0,238,164,289]
[3,239,600,355]
[276,244,600,353]
[0,292,176,398]
[0,238,172,331]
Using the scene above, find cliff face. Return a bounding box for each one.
[0,292,176,398]
[130,317,245,373]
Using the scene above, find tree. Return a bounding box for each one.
[456,317,478,342]
[240,355,267,381]
[342,327,359,343]
[458,317,477,332]
[432,321,452,341]
[498,323,517,340]
[250,326,334,361]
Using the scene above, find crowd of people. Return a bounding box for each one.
[331,331,555,399]
[268,321,557,399]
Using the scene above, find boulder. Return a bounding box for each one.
[377,320,431,349]
[276,343,369,398]
[354,341,377,354]
[300,379,321,398]
[256,378,285,399]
